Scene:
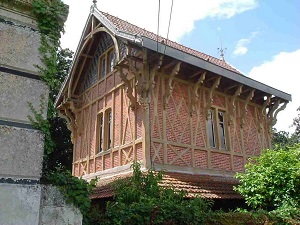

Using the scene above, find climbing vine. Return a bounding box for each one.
[29,1,96,224]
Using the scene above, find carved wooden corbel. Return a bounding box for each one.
[57,99,78,143]
[240,89,255,128]
[266,98,284,132]
[228,84,243,125]
[205,76,221,119]
[258,95,271,132]
[163,62,181,109]
[272,101,287,126]
[149,55,164,91]
[116,65,136,108]
[190,71,206,114]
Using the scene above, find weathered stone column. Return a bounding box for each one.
[0,1,47,224]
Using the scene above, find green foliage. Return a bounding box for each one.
[272,129,298,150]
[29,1,95,224]
[46,169,97,225]
[32,0,67,39]
[99,162,213,225]
[292,107,300,138]
[235,146,300,223]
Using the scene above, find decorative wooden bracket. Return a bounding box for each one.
[116,65,136,108]
[272,101,287,126]
[163,62,181,109]
[149,55,164,91]
[57,98,79,143]
[190,71,206,114]
[205,76,221,119]
[228,84,243,125]
[258,95,271,132]
[135,53,163,109]
[240,89,255,128]
[267,98,286,130]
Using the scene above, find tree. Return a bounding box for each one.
[272,129,298,150]
[292,106,300,138]
[235,146,300,222]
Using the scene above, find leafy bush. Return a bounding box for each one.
[235,146,300,223]
[99,163,213,225]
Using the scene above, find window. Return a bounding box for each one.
[207,109,227,150]
[97,108,113,153]
[106,109,112,150]
[99,48,115,79]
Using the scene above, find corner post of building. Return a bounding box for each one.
[140,49,151,168]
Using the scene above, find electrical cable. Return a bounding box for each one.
[156,0,161,53]
[164,0,174,54]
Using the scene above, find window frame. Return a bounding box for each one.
[96,108,113,153]
[98,47,115,80]
[207,108,229,151]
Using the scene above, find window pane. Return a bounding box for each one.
[218,112,227,150]
[208,110,216,148]
[101,58,106,78]
[99,114,103,152]
[107,110,112,149]
[108,51,115,73]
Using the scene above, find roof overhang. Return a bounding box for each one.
[141,37,291,102]
[55,6,291,106]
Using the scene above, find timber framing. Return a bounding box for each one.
[54,3,291,199]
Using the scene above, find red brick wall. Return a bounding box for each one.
[149,75,270,174]
[73,69,144,177]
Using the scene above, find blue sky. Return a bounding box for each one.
[61,0,299,133]
[179,0,299,74]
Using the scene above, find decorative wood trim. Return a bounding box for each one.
[116,65,136,108]
[191,71,206,114]
[163,62,181,109]
[240,89,255,128]
[228,84,243,125]
[205,76,221,119]
[272,101,287,126]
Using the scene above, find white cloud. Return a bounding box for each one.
[233,32,257,56]
[248,49,300,133]
[61,0,258,52]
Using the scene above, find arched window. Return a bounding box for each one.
[98,47,115,79]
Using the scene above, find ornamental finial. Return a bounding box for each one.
[93,0,97,7]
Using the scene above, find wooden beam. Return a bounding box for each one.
[163,62,182,109]
[205,76,221,119]
[190,71,206,114]
[240,89,255,128]
[228,84,243,125]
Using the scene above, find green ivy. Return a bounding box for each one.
[29,1,96,224]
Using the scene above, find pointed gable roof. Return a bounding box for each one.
[102,12,241,74]
[55,5,291,106]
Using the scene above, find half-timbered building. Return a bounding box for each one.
[55,4,291,201]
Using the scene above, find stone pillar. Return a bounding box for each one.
[0,1,47,224]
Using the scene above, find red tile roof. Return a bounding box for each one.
[102,12,242,75]
[90,172,242,200]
